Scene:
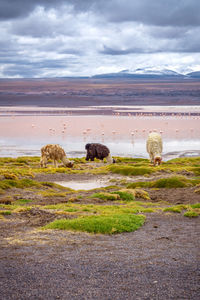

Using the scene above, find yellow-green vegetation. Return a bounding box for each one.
[190,203,200,208]
[3,173,19,180]
[0,178,41,190]
[0,210,11,215]
[194,188,200,194]
[40,190,70,197]
[163,206,182,213]
[184,211,199,218]
[0,156,200,178]
[112,191,135,201]
[44,214,145,234]
[16,198,33,204]
[42,201,160,214]
[119,188,150,200]
[91,189,146,202]
[109,165,153,176]
[91,192,120,201]
[0,156,200,235]
[163,203,200,217]
[127,176,199,189]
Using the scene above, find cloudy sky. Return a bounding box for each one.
[0,0,200,78]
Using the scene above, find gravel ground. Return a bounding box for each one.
[0,213,199,300]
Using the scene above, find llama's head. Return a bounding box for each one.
[65,161,74,168]
[154,156,162,166]
[85,143,91,150]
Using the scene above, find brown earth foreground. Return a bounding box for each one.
[0,171,200,300]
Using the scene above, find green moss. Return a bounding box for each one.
[151,177,189,188]
[184,211,199,218]
[64,208,79,212]
[163,207,182,213]
[91,192,120,201]
[0,178,40,190]
[16,199,33,204]
[167,157,200,166]
[113,157,149,164]
[127,176,194,189]
[112,191,135,201]
[0,210,11,215]
[109,165,153,176]
[44,214,145,234]
[190,203,200,209]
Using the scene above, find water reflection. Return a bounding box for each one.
[0,113,200,159]
[55,180,109,190]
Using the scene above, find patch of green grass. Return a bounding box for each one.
[0,178,41,190]
[64,208,79,212]
[166,157,200,166]
[43,202,160,217]
[109,165,153,176]
[0,210,11,215]
[127,176,196,189]
[113,157,149,164]
[163,207,182,213]
[163,204,188,213]
[184,211,199,218]
[190,203,200,209]
[44,213,145,234]
[151,177,190,188]
[16,199,33,204]
[112,191,135,201]
[91,192,119,201]
[126,181,151,189]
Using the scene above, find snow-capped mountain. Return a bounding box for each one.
[186,71,200,78]
[92,67,184,78]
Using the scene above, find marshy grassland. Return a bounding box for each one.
[0,156,199,233]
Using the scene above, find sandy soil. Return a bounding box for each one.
[0,170,200,300]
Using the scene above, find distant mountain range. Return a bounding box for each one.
[92,68,200,79]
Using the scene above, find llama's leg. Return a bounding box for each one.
[53,160,58,168]
[149,153,154,164]
[40,156,47,167]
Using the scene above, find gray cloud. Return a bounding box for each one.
[1,0,200,27]
[100,0,200,27]
[0,0,67,20]
[0,0,200,77]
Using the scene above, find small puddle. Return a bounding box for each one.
[55,180,109,190]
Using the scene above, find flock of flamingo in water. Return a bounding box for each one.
[28,111,200,144]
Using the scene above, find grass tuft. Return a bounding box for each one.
[163,207,182,213]
[91,192,120,201]
[109,165,153,176]
[44,214,145,234]
[184,211,199,218]
[0,210,12,215]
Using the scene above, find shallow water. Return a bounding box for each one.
[55,179,110,190]
[0,106,200,159]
